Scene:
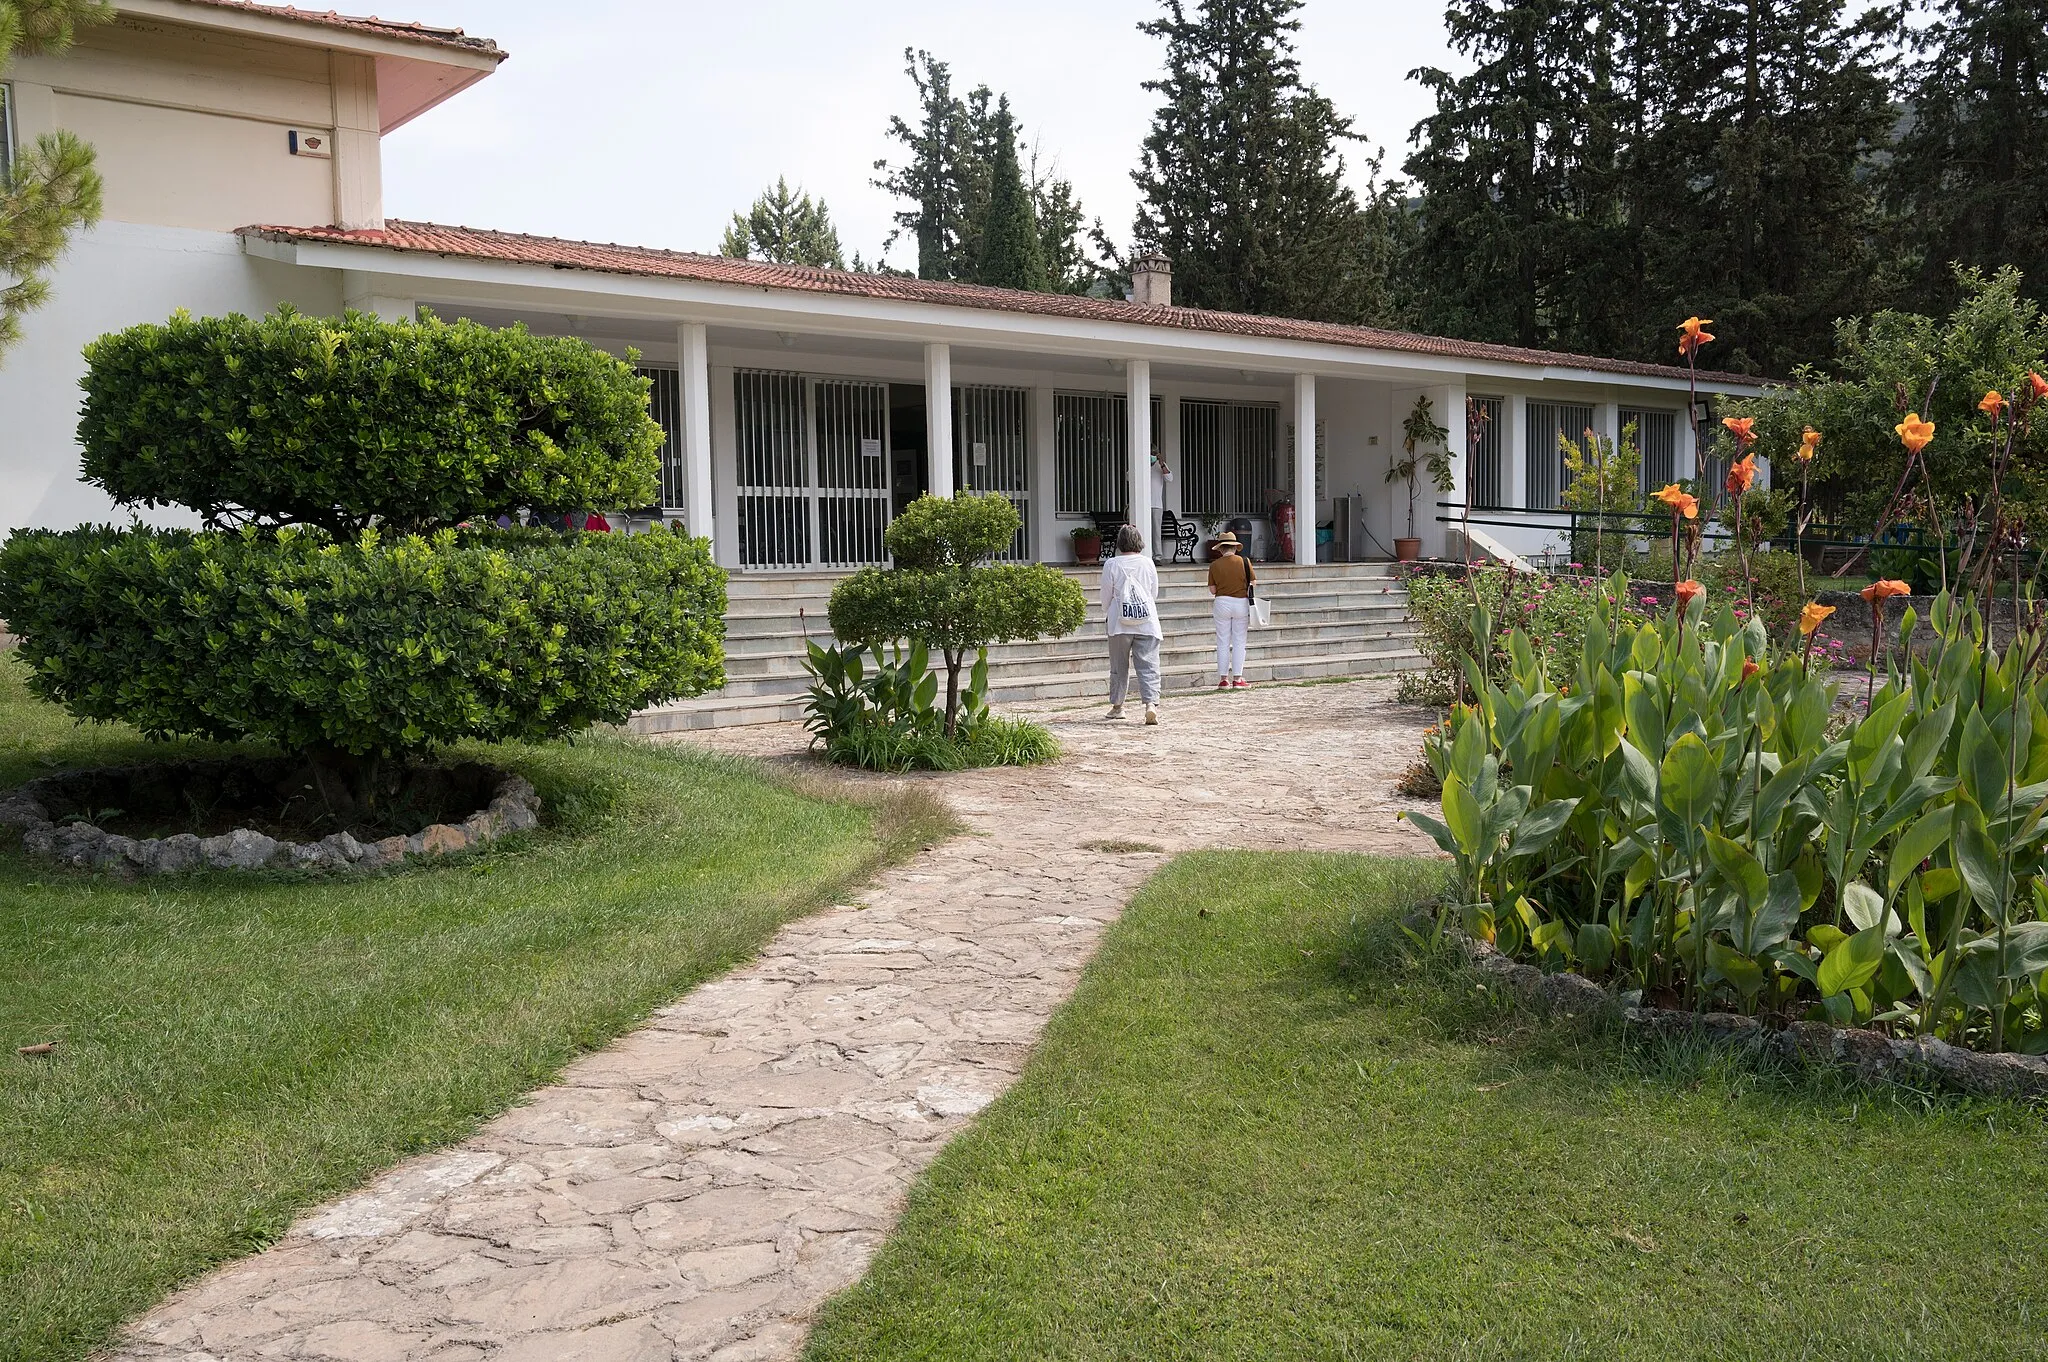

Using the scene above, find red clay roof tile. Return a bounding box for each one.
[240,220,1763,387]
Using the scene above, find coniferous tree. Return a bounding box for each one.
[1884,0,2048,313]
[975,98,1050,291]
[717,177,845,268]
[1407,0,1891,374]
[874,50,1107,292]
[1,0,111,359]
[1131,0,1409,325]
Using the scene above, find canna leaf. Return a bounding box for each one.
[1509,796,1580,858]
[1841,881,1890,935]
[1818,924,1886,997]
[1887,806,1955,900]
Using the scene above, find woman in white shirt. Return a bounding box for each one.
[1099,524,1162,724]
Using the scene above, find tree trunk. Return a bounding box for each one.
[943,648,964,737]
[302,744,386,830]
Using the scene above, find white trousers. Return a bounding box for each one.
[1213,595,1249,677]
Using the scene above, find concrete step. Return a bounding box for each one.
[629,645,1426,734]
[721,602,1415,654]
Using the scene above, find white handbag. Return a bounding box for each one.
[1247,575,1271,628]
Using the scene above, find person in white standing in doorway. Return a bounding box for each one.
[1149,453,1173,560]
[1207,530,1253,689]
[1100,524,1162,724]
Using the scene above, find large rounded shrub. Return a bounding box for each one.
[0,307,723,817]
[78,307,662,532]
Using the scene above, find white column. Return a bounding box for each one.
[340,271,414,323]
[329,52,384,230]
[1293,373,1317,565]
[925,343,954,499]
[679,323,715,542]
[1506,395,1530,511]
[1126,359,1152,542]
[1432,382,1468,560]
[1031,385,1058,561]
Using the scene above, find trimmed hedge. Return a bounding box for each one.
[77,307,661,532]
[0,525,725,757]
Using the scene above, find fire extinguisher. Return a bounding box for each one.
[1273,499,1296,562]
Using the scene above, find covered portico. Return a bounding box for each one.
[241,221,1749,573]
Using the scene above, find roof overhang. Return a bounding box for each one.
[244,232,1771,399]
[120,1,504,131]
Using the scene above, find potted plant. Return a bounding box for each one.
[1387,394,1453,561]
[1071,523,1103,565]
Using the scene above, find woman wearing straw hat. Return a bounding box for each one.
[1207,531,1254,689]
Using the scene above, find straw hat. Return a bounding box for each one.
[1211,531,1240,549]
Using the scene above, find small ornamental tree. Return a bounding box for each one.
[0,306,726,819]
[826,493,1085,733]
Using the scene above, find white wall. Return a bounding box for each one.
[0,224,342,533]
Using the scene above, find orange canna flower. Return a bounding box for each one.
[1799,602,1837,636]
[1797,427,1821,463]
[1861,579,1911,604]
[1726,452,1757,495]
[1741,658,1761,682]
[1722,415,1757,448]
[1896,413,1935,454]
[1980,390,2007,416]
[1653,483,1699,520]
[1674,579,1705,609]
[2030,371,2048,402]
[1677,316,1715,357]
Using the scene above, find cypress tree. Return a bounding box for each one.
[717,177,845,269]
[1884,0,2048,312]
[974,98,1050,290]
[1130,0,1407,325]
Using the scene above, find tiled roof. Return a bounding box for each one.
[241,220,1764,387]
[163,1,504,57]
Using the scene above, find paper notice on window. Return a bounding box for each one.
[972,441,988,466]
[860,438,882,459]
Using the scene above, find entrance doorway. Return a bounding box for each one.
[888,384,928,520]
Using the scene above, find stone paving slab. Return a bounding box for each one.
[112,681,1437,1362]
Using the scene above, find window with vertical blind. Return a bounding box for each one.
[635,365,684,512]
[1524,401,1595,510]
[1178,399,1282,516]
[1622,407,1677,489]
[1467,395,1505,508]
[955,384,1031,560]
[0,85,14,184]
[1054,391,1126,515]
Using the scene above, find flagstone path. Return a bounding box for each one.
[115,680,1437,1362]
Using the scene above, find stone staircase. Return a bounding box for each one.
[629,561,1424,734]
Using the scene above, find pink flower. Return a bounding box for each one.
[1643,596,1659,606]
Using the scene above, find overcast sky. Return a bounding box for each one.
[380,1,1462,270]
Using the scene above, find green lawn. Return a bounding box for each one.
[805,851,2048,1362]
[0,656,944,1362]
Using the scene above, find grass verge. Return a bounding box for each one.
[0,655,949,1362]
[804,850,2048,1362]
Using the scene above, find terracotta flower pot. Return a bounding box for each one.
[1394,537,1422,562]
[1073,534,1103,565]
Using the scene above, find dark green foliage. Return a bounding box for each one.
[0,525,725,759]
[77,307,662,533]
[799,637,1057,771]
[826,494,1086,732]
[1132,0,1411,326]
[1407,0,1891,374]
[974,98,1049,292]
[718,176,846,268]
[1883,0,2048,315]
[874,50,1106,293]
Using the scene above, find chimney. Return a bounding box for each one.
[1131,253,1172,306]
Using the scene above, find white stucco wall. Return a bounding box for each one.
[0,223,342,533]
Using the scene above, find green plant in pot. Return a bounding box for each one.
[1388,394,1453,561]
[0,305,728,825]
[1071,522,1104,564]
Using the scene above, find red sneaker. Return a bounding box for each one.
[1232,677,1250,689]
[1216,678,1231,690]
